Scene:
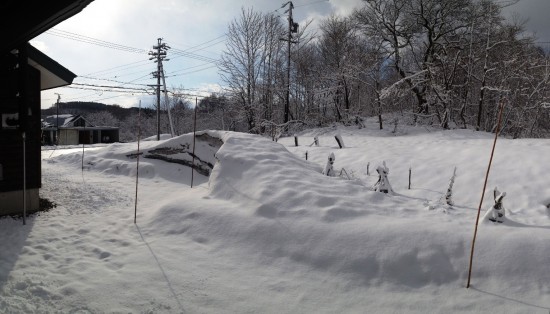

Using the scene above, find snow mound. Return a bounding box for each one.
[148,131,550,293]
[17,126,549,312]
[51,130,224,184]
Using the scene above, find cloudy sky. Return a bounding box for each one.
[32,0,549,109]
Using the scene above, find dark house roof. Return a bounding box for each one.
[42,114,85,128]
[42,114,119,130]
[1,0,95,54]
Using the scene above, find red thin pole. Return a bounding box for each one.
[466,100,505,288]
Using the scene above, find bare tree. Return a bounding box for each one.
[219,7,267,132]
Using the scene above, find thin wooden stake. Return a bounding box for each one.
[466,100,505,288]
[408,166,412,190]
[134,101,142,224]
[82,125,85,171]
[191,98,198,188]
[22,132,26,226]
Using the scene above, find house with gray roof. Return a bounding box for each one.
[42,114,119,145]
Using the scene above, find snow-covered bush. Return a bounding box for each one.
[482,187,507,223]
[323,152,336,176]
[373,161,393,194]
[444,167,457,206]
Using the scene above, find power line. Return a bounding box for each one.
[166,62,213,75]
[171,34,226,53]
[45,28,149,54]
[69,82,151,93]
[166,34,226,56]
[170,48,220,64]
[165,64,218,77]
[84,59,151,77]
[76,75,151,87]
[40,30,226,105]
[44,28,221,83]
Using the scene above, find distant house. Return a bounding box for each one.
[42,114,119,145]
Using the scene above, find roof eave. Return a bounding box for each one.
[26,43,77,90]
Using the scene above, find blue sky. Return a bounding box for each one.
[32,0,549,109]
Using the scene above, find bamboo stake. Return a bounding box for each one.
[367,162,370,176]
[22,132,26,226]
[134,101,142,224]
[191,98,198,188]
[82,125,85,171]
[466,100,505,288]
[408,166,412,190]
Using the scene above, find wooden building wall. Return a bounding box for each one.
[0,47,41,193]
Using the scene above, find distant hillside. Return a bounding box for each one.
[41,101,152,120]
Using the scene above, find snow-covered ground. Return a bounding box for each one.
[1,120,550,313]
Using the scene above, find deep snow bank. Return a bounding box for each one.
[48,129,550,299]
[149,131,550,295]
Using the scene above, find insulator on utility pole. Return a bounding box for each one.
[292,22,299,33]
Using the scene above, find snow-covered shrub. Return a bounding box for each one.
[323,152,336,176]
[373,161,393,194]
[482,187,507,223]
[444,167,457,206]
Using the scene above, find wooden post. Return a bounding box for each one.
[408,167,412,190]
[82,125,85,171]
[335,134,344,149]
[294,136,298,147]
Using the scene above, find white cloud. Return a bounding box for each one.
[328,0,363,17]
[34,0,548,109]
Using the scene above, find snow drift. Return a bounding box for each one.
[1,124,549,313]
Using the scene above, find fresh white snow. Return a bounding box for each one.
[1,121,550,313]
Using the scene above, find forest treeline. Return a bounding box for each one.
[216,0,549,138]
[46,0,549,140]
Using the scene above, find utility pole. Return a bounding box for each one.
[281,1,299,124]
[149,38,170,141]
[54,93,61,144]
[160,62,175,137]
